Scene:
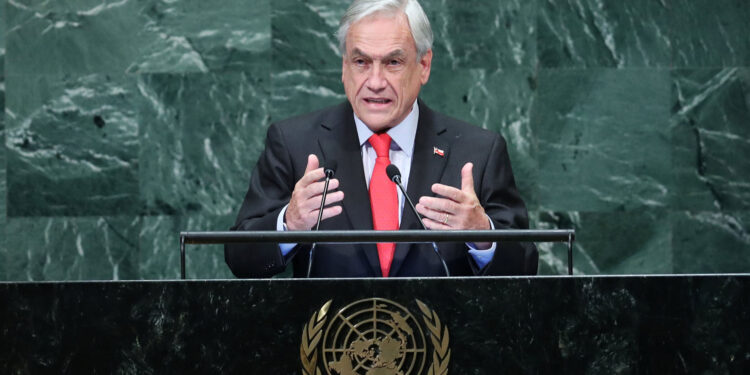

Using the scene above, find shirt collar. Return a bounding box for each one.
[354,101,419,157]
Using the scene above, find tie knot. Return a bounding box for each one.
[368,133,392,158]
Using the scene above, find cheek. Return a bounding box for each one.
[347,73,364,90]
[343,73,357,95]
[391,74,409,94]
[397,73,417,96]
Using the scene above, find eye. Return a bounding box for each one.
[354,58,367,66]
[388,59,401,66]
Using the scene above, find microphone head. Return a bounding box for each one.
[386,164,401,182]
[324,159,337,178]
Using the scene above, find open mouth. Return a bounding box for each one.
[364,98,392,104]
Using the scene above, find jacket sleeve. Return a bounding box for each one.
[474,133,538,276]
[224,123,298,278]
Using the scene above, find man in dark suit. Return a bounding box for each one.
[225,0,537,278]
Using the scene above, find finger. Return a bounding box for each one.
[461,162,475,193]
[304,154,319,174]
[431,183,464,202]
[422,216,451,230]
[304,178,340,200]
[318,205,343,221]
[324,190,345,206]
[306,191,344,211]
[298,168,326,188]
[416,202,450,225]
[297,155,326,187]
[418,196,460,214]
[298,160,335,196]
[301,202,343,229]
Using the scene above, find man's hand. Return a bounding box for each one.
[285,154,344,231]
[415,162,492,249]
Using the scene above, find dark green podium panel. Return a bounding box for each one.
[1,276,749,374]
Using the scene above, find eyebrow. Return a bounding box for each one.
[383,50,407,60]
[350,48,407,60]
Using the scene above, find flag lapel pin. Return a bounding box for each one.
[433,146,445,157]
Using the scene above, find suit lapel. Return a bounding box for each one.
[389,101,452,276]
[316,103,382,276]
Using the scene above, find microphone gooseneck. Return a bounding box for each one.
[386,164,450,276]
[386,165,424,231]
[308,159,337,278]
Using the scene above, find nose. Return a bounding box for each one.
[366,63,387,92]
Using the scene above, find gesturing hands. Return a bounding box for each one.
[285,157,489,245]
[415,162,492,249]
[285,155,344,231]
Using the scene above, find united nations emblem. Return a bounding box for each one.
[300,298,450,375]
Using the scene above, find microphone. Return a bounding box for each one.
[307,159,337,278]
[385,164,450,276]
[323,160,337,182]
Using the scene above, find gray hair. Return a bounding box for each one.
[337,0,434,60]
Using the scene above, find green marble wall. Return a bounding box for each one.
[1,0,748,280]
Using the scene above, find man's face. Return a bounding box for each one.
[342,12,432,132]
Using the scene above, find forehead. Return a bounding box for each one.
[345,12,417,55]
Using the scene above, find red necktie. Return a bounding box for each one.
[368,133,399,277]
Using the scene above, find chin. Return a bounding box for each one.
[364,122,391,133]
[357,115,391,132]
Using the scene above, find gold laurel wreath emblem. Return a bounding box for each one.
[300,299,450,375]
[416,299,451,375]
[301,300,332,375]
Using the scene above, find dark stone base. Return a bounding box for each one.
[1,275,749,374]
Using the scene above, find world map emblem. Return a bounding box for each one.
[300,298,450,375]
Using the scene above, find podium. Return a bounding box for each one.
[1,275,748,373]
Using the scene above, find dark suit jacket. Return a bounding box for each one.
[225,100,537,278]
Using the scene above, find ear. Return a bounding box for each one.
[419,49,433,85]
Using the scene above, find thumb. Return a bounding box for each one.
[304,154,320,174]
[461,162,475,193]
